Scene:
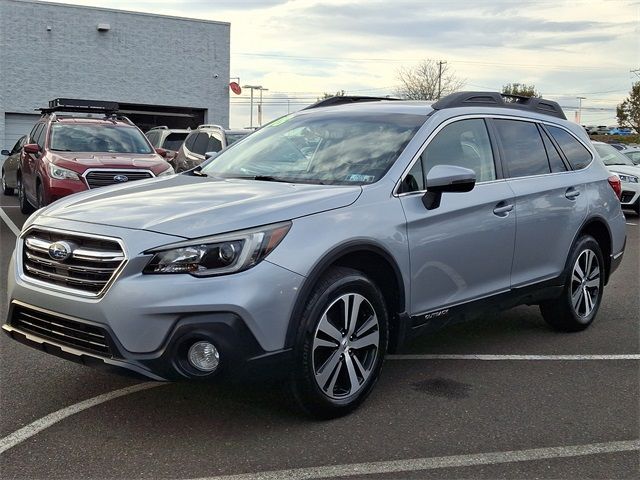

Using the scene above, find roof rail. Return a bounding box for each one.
[303,95,400,110]
[38,98,120,115]
[431,92,566,120]
[197,124,224,130]
[149,125,169,130]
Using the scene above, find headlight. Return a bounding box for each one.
[143,221,291,276]
[158,164,175,176]
[617,173,638,183]
[48,163,80,180]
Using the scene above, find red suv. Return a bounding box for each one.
[18,99,174,214]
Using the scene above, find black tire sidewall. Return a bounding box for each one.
[292,267,388,417]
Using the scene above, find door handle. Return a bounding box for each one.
[565,187,580,200]
[493,201,514,216]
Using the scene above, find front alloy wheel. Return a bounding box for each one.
[312,293,380,399]
[292,266,388,418]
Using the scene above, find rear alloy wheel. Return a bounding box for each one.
[18,176,34,214]
[291,267,388,418]
[2,169,14,195]
[540,235,604,332]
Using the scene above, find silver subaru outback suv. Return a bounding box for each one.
[4,92,626,418]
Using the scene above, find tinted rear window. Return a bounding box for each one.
[494,119,550,178]
[547,126,592,170]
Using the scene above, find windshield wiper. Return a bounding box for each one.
[225,175,291,183]
[189,166,209,177]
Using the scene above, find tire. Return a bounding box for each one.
[2,169,14,195]
[540,235,605,332]
[18,175,34,215]
[290,266,388,419]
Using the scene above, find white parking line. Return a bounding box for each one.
[388,354,640,361]
[196,439,640,480]
[0,382,162,455]
[0,207,21,236]
[627,222,638,226]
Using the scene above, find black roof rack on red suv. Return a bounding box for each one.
[431,91,567,120]
[38,98,120,115]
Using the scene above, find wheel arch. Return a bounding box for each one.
[284,241,407,351]
[574,215,613,284]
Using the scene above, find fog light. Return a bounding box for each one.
[187,341,220,372]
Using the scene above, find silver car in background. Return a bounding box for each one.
[3,92,626,418]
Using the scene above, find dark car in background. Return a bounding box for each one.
[1,135,27,195]
[173,124,251,172]
[17,99,174,214]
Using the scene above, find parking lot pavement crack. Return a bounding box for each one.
[0,382,162,455]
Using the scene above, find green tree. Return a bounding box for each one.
[616,82,640,132]
[395,60,465,100]
[501,83,541,98]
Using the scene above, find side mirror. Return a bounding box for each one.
[155,148,168,158]
[204,151,219,160]
[23,143,41,155]
[422,165,476,210]
[1,149,10,156]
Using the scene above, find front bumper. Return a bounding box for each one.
[5,220,305,380]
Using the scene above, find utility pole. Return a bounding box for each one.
[242,85,262,128]
[576,96,586,124]
[257,87,269,126]
[437,60,447,99]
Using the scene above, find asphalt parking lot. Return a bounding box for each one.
[0,192,638,480]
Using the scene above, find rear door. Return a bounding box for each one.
[491,118,589,287]
[400,117,516,315]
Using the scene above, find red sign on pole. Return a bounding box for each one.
[229,82,242,95]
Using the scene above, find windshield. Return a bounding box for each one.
[593,143,635,166]
[225,132,248,146]
[50,124,154,154]
[162,132,189,151]
[201,111,426,185]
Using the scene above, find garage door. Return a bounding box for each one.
[4,113,40,150]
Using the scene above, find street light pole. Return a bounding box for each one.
[242,85,262,128]
[257,87,269,126]
[576,96,586,124]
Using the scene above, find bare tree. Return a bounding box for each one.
[395,60,465,100]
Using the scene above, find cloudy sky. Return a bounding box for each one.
[44,0,638,128]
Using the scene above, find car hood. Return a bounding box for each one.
[40,174,362,239]
[52,152,167,172]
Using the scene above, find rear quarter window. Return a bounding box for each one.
[547,126,592,170]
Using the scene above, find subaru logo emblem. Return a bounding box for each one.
[48,241,72,262]
[113,174,129,183]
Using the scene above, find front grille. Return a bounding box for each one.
[11,304,114,356]
[620,191,635,203]
[22,228,125,296]
[85,169,153,188]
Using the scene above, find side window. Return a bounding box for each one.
[494,119,550,178]
[191,133,210,155]
[29,123,44,145]
[547,126,592,170]
[33,124,47,148]
[184,132,197,151]
[399,158,425,193]
[539,127,567,173]
[146,131,159,147]
[11,136,25,153]
[422,119,496,183]
[207,134,223,153]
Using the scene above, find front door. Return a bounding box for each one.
[399,118,516,316]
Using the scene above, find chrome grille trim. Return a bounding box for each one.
[19,227,128,298]
[82,168,154,189]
